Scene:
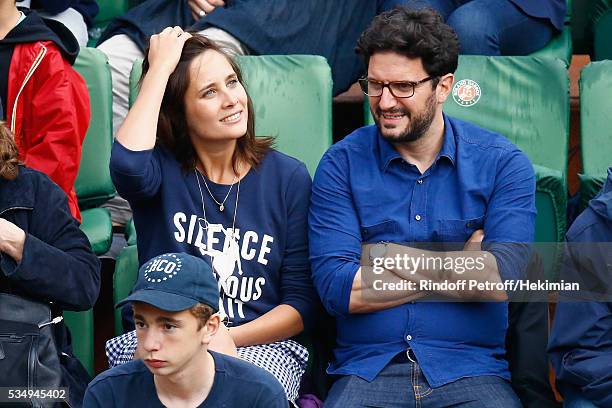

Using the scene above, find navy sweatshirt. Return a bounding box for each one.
[110,141,316,329]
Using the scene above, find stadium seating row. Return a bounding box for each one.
[64,32,611,407]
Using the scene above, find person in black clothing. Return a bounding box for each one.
[0,121,101,407]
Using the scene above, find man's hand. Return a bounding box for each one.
[0,218,26,263]
[464,229,484,251]
[188,0,225,20]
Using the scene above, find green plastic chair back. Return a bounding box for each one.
[63,310,94,376]
[74,48,115,208]
[579,61,612,208]
[113,245,140,336]
[94,0,128,27]
[73,47,115,255]
[125,218,137,246]
[365,56,569,279]
[593,0,612,60]
[129,55,333,176]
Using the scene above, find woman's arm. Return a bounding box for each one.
[115,26,191,151]
[229,163,316,347]
[229,304,303,347]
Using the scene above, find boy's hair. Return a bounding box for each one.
[356,6,460,81]
[0,121,20,181]
[189,302,215,330]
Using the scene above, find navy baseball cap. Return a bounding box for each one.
[116,253,219,312]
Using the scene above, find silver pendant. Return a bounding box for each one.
[220,204,224,212]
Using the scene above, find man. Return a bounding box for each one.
[0,0,90,221]
[83,252,287,407]
[548,168,612,408]
[309,7,536,407]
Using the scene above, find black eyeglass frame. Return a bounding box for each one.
[358,76,438,98]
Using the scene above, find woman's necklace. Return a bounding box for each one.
[194,167,241,326]
[195,168,240,229]
[196,169,237,212]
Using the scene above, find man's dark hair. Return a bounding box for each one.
[356,6,460,79]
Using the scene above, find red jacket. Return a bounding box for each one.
[7,41,90,222]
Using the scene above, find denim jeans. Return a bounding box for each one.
[325,351,522,408]
[562,389,599,408]
[401,0,555,55]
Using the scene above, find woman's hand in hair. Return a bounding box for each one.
[148,26,192,78]
[0,218,26,264]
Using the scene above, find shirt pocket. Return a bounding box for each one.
[361,220,400,243]
[435,215,485,244]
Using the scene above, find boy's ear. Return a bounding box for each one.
[202,313,221,343]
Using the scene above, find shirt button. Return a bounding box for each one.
[406,335,413,341]
[417,179,423,184]
[415,215,421,221]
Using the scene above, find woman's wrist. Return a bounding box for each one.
[227,326,244,348]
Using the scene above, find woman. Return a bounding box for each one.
[0,121,101,407]
[107,28,317,403]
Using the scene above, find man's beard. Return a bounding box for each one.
[374,92,437,144]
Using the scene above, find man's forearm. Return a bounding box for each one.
[349,267,426,313]
[364,243,506,301]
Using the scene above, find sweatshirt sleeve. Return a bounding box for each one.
[109,140,163,202]
[279,163,319,331]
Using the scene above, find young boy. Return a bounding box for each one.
[83,252,287,407]
[0,0,90,221]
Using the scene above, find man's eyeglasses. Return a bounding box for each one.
[358,76,437,98]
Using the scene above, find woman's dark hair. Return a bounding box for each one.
[356,6,459,81]
[141,34,272,173]
[0,121,20,181]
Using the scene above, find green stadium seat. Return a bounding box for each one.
[113,245,140,336]
[63,310,94,376]
[74,47,115,256]
[579,61,612,209]
[125,218,137,246]
[66,47,115,376]
[527,0,573,66]
[129,55,333,176]
[94,0,128,27]
[593,0,612,60]
[88,0,128,46]
[365,56,570,279]
[529,24,573,66]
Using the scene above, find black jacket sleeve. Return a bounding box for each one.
[0,175,101,311]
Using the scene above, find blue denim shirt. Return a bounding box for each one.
[309,114,536,386]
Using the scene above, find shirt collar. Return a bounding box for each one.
[377,113,456,172]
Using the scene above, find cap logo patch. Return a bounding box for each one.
[452,79,481,107]
[144,253,182,283]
